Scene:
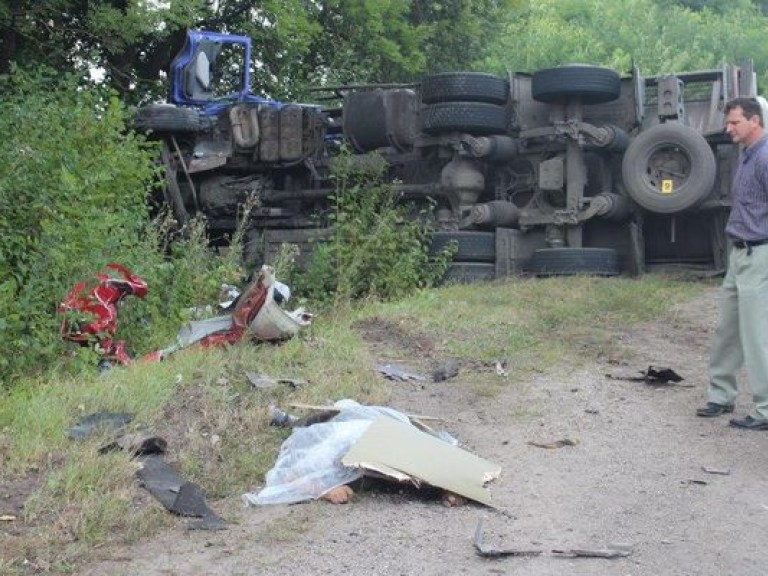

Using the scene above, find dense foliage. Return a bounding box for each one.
[0,0,515,103]
[484,0,768,87]
[0,71,245,384]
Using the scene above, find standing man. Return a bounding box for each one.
[696,97,768,429]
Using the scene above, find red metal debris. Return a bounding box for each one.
[58,262,148,366]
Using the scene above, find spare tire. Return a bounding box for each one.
[532,65,621,105]
[422,102,509,135]
[529,247,620,276]
[135,104,202,134]
[421,72,509,105]
[621,123,716,214]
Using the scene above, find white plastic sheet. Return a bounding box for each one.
[243,400,411,505]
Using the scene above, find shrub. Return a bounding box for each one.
[293,149,452,304]
[0,68,245,384]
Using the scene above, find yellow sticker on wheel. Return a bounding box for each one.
[661,180,674,194]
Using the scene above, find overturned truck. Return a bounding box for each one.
[135,30,763,280]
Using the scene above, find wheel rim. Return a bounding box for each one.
[641,143,693,196]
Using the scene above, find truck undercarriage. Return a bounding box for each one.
[135,30,762,280]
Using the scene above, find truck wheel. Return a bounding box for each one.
[422,102,509,135]
[529,248,620,276]
[135,104,202,134]
[430,231,495,262]
[621,123,716,214]
[532,65,621,104]
[421,72,509,105]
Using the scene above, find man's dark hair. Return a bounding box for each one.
[725,97,764,126]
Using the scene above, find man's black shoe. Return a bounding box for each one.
[728,415,768,430]
[696,402,735,417]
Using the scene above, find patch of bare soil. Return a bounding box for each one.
[72,286,768,574]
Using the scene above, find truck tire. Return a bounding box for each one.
[135,104,202,134]
[421,72,509,105]
[529,247,620,276]
[430,231,496,262]
[532,65,621,105]
[422,102,509,135]
[621,123,716,214]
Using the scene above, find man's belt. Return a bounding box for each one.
[732,238,768,249]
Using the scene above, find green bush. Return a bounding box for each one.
[292,149,451,304]
[0,68,245,385]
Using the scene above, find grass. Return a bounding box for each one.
[0,272,709,573]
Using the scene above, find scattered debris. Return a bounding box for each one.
[527,438,578,449]
[552,547,632,559]
[473,520,631,560]
[137,455,227,530]
[474,519,542,557]
[375,363,426,382]
[67,411,134,439]
[605,365,686,385]
[686,479,708,485]
[0,515,16,522]
[99,431,167,456]
[58,265,311,368]
[155,265,311,359]
[244,401,407,505]
[58,263,148,368]
[268,406,300,427]
[701,466,731,475]
[495,361,508,378]
[246,372,307,390]
[67,413,224,529]
[244,400,498,507]
[431,358,459,382]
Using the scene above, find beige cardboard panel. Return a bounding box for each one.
[342,417,501,506]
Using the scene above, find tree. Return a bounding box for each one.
[482,0,768,89]
[0,1,210,102]
[1,1,518,104]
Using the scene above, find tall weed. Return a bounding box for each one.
[293,149,451,304]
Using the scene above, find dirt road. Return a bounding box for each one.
[80,285,768,576]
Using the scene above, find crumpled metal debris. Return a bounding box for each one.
[58,263,148,367]
[605,365,685,385]
[473,518,542,557]
[137,455,227,530]
[375,363,425,382]
[67,411,134,439]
